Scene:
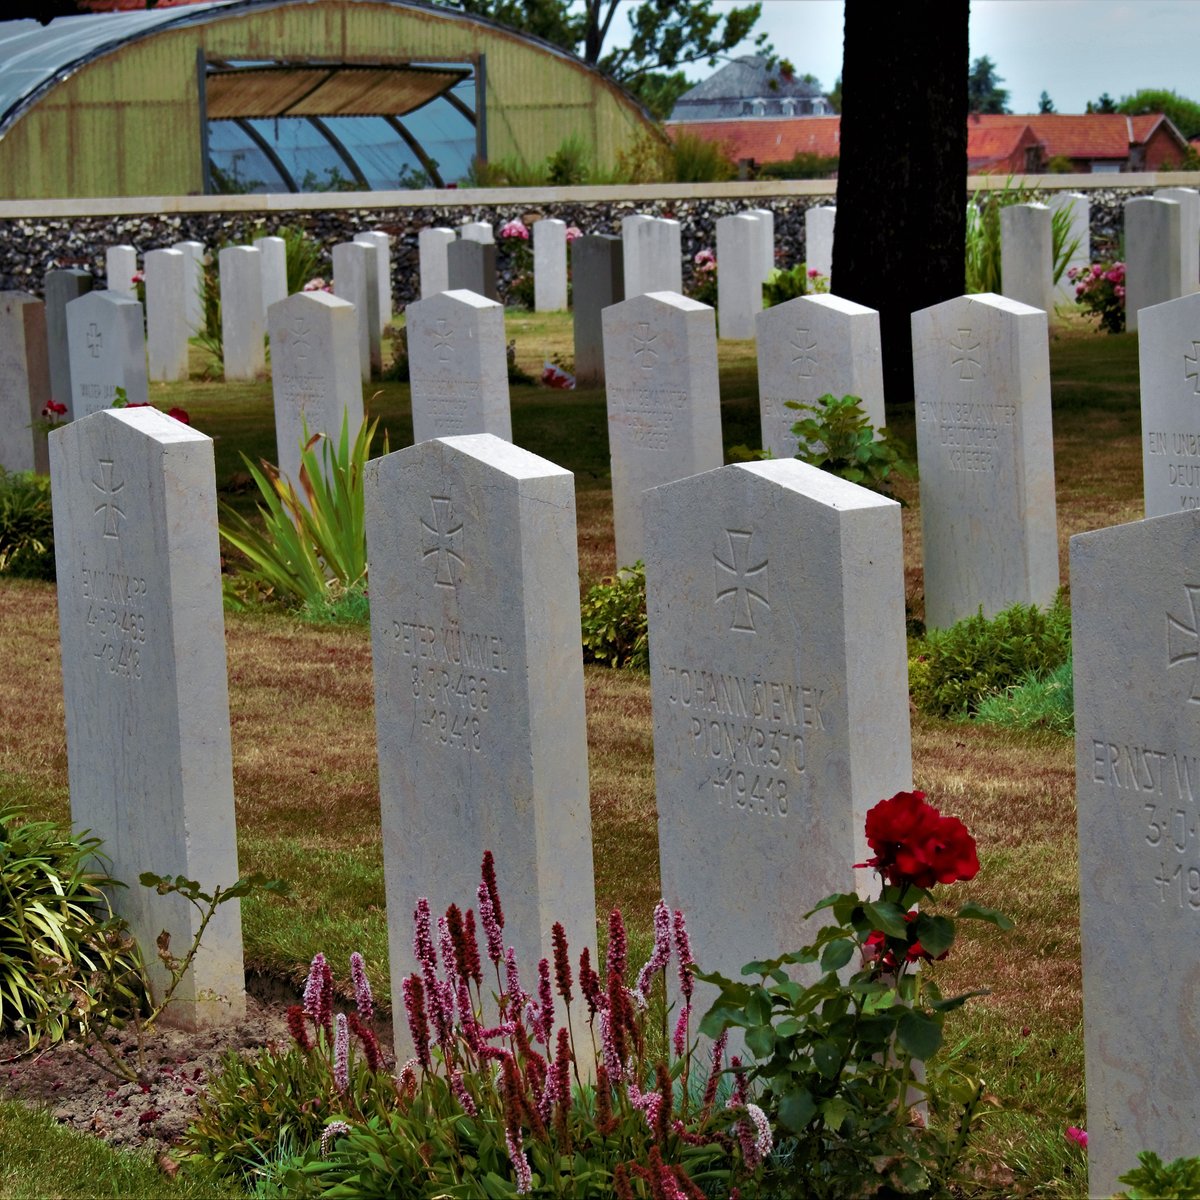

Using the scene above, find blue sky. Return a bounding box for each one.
[610,1,1200,115]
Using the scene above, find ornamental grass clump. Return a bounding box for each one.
[700,790,1012,1199]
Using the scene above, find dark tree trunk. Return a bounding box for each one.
[832,0,968,410]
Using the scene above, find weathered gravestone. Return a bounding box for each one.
[268,291,364,490]
[333,240,380,382]
[144,248,189,382]
[253,235,289,320]
[219,246,266,380]
[1071,507,1200,1196]
[45,268,93,417]
[533,218,568,312]
[571,234,623,387]
[912,293,1058,628]
[622,215,683,298]
[602,291,723,568]
[744,207,776,281]
[406,289,511,444]
[105,246,138,298]
[1155,186,1200,295]
[716,213,762,340]
[364,432,596,1060]
[460,220,494,244]
[1000,202,1053,313]
[1138,291,1200,516]
[355,231,392,331]
[66,291,148,418]
[644,459,912,1002]
[1126,196,1183,331]
[757,294,886,460]
[805,205,836,282]
[0,292,51,474]
[446,239,499,302]
[171,240,205,337]
[50,406,245,1028]
[419,227,456,298]
[1048,192,1090,306]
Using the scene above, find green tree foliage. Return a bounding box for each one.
[1038,89,1055,114]
[1088,92,1118,113]
[1118,87,1200,138]
[827,74,843,113]
[968,55,1010,113]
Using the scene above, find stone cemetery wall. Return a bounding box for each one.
[49,406,244,1028]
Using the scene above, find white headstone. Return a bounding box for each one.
[419,227,456,298]
[1155,186,1200,295]
[354,230,392,329]
[105,246,138,299]
[622,215,683,298]
[912,292,1059,628]
[0,292,51,474]
[365,432,596,1062]
[1138,290,1200,516]
[1126,196,1183,331]
[1071,507,1200,1196]
[144,248,189,382]
[333,240,380,382]
[744,207,776,281]
[219,246,266,381]
[602,291,723,568]
[572,234,623,387]
[1000,202,1054,313]
[253,235,289,320]
[406,289,512,444]
[268,291,364,491]
[66,291,149,418]
[1048,192,1090,306]
[171,240,205,337]
[716,213,762,340]
[645,459,912,1003]
[533,218,568,312]
[460,220,494,244]
[45,269,93,417]
[805,205,836,283]
[49,406,244,1028]
[756,294,886,459]
[447,240,499,302]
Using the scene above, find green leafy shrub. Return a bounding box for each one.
[788,393,918,502]
[669,129,736,182]
[757,152,839,180]
[909,597,1072,718]
[546,134,592,186]
[762,263,811,308]
[0,468,55,580]
[279,224,325,296]
[1118,1150,1200,1198]
[973,657,1074,735]
[580,562,649,669]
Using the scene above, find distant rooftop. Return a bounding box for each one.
[669,55,833,122]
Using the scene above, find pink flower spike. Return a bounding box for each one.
[302,952,327,1020]
[506,1128,533,1194]
[537,957,555,1044]
[350,951,374,1023]
[505,946,527,1007]
[635,899,672,1000]
[1066,1126,1088,1149]
[478,885,504,965]
[673,1003,691,1058]
[413,898,437,976]
[333,1013,349,1095]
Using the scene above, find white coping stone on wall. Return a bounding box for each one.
[716,213,763,340]
[45,268,93,417]
[744,207,776,280]
[1048,192,1090,306]
[460,220,494,244]
[253,235,289,320]
[621,215,683,298]
[332,240,379,383]
[144,248,189,383]
[171,240,205,337]
[66,291,148,418]
[0,291,51,474]
[1137,290,1200,516]
[267,291,364,491]
[602,291,723,569]
[355,230,392,329]
[1154,186,1200,294]
[571,233,623,387]
[912,292,1059,628]
[805,205,836,283]
[756,294,886,459]
[49,406,244,1029]
[365,432,596,1064]
[219,246,266,380]
[1000,202,1054,314]
[406,289,511,444]
[419,227,456,298]
[533,217,568,312]
[1071,506,1200,1197]
[644,459,912,1004]
[1126,196,1183,331]
[105,245,138,298]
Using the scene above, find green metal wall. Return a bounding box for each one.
[0,1,656,198]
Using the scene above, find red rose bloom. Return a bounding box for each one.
[860,790,979,889]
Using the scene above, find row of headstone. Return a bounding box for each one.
[805,205,836,282]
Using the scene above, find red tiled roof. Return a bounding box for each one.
[665,117,840,163]
[969,113,1156,159]
[966,123,1037,167]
